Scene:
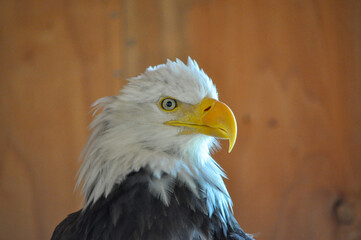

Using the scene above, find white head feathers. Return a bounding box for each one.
[77,58,232,218]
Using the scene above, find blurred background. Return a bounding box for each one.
[0,0,360,240]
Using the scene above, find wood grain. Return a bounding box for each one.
[0,1,123,239]
[0,0,360,239]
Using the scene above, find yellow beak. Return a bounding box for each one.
[166,98,237,152]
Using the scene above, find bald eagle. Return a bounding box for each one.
[52,58,254,240]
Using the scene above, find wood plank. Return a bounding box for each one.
[0,0,123,239]
[122,0,188,78]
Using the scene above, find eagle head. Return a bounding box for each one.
[77,58,237,217]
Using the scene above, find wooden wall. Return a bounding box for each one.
[0,1,360,239]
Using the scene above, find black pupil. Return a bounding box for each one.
[166,101,173,107]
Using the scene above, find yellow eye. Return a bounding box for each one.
[160,98,178,111]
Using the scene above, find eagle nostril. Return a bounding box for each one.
[204,106,212,112]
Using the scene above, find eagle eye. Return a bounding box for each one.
[160,98,178,111]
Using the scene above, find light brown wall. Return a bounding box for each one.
[0,1,360,240]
